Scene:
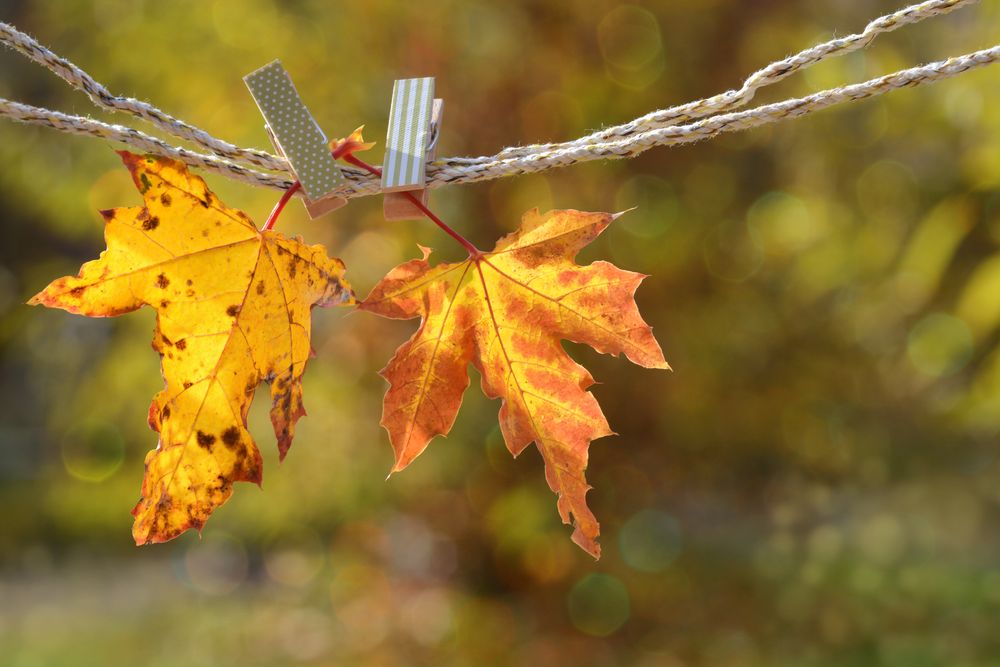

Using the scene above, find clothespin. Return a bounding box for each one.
[244,60,347,218]
[382,77,443,220]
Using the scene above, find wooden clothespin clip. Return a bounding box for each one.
[382,77,443,220]
[244,60,347,218]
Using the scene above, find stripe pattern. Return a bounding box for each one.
[382,77,435,192]
[244,61,344,200]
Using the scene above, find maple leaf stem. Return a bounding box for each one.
[261,180,301,232]
[339,153,481,257]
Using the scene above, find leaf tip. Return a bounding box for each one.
[385,458,408,480]
[645,341,671,371]
[130,520,151,547]
[571,527,601,560]
[116,150,145,174]
[330,126,376,159]
[389,454,411,475]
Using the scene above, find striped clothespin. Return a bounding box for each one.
[244,60,347,218]
[382,77,443,220]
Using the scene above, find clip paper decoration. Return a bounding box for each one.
[244,60,347,218]
[382,77,443,221]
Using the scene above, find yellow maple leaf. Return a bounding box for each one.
[360,208,668,558]
[30,152,354,544]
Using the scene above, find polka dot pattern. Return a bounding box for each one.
[244,60,344,199]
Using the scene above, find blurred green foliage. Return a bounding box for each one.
[2,0,1000,665]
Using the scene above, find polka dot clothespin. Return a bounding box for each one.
[244,60,346,218]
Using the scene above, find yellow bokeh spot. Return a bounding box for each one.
[958,253,1000,339]
[747,191,822,256]
[598,6,665,90]
[598,6,663,69]
[615,174,678,239]
[488,175,553,229]
[60,419,125,483]
[906,313,973,378]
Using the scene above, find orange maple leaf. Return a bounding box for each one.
[29,152,354,544]
[360,208,668,558]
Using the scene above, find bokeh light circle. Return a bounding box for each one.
[597,6,663,70]
[60,419,125,482]
[615,175,678,239]
[598,6,665,89]
[567,573,631,636]
[906,313,973,377]
[619,509,682,573]
[183,532,249,595]
[702,220,764,282]
[264,527,325,588]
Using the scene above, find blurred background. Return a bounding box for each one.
[2,0,1000,665]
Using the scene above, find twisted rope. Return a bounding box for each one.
[0,22,288,173]
[0,99,293,189]
[0,0,996,200]
[492,0,980,160]
[426,46,1000,190]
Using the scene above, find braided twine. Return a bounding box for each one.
[0,0,996,199]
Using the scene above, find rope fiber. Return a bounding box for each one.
[0,0,996,200]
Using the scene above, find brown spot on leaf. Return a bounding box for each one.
[70,286,87,298]
[156,492,171,510]
[196,431,216,449]
[142,216,160,231]
[160,192,172,207]
[161,406,171,420]
[175,339,187,350]
[227,305,240,317]
[155,273,169,289]
[183,381,193,389]
[256,282,265,295]
[160,300,170,308]
[221,427,240,448]
[233,445,248,471]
